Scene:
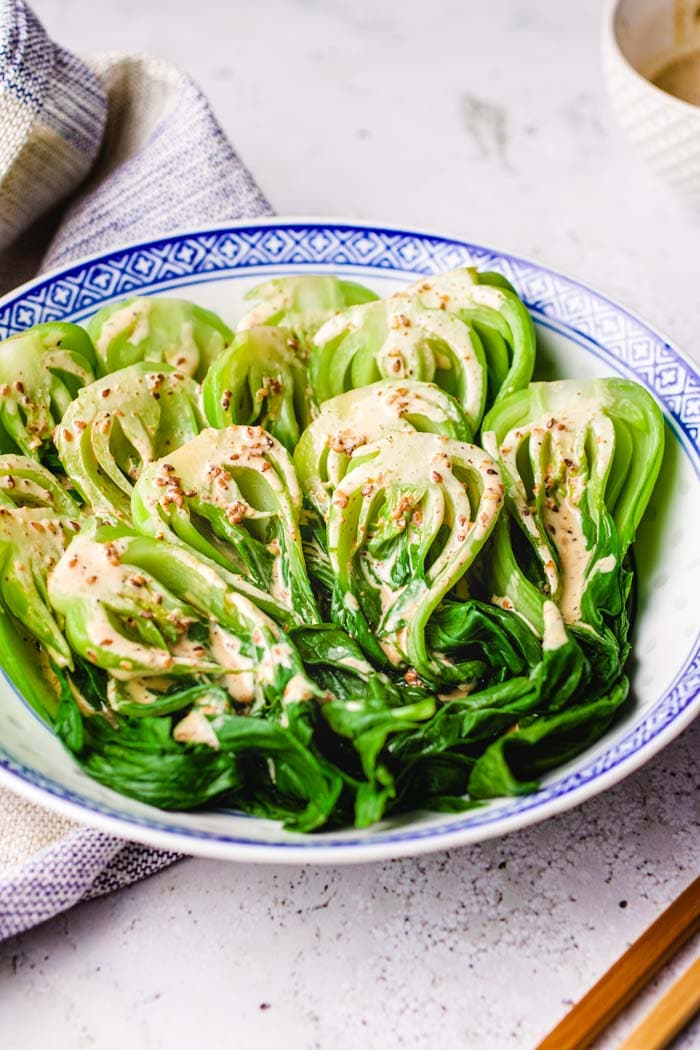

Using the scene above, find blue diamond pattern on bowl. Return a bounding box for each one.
[0,221,697,852]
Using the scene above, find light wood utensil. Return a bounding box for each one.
[535,875,700,1050]
[619,956,700,1050]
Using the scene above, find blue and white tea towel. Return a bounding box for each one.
[0,0,272,939]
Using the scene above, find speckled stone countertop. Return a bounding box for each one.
[1,2,698,1048]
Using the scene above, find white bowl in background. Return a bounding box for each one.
[602,0,700,203]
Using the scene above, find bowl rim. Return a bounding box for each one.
[0,214,697,864]
[602,0,700,117]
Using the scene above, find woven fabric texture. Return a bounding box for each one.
[0,0,272,940]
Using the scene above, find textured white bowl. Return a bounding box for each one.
[603,0,700,202]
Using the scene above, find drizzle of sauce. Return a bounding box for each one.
[543,474,588,625]
[315,298,485,427]
[173,710,220,749]
[209,624,256,703]
[175,321,200,375]
[96,300,151,357]
[282,673,316,704]
[328,431,503,665]
[542,601,568,652]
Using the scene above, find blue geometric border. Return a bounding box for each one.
[0,221,698,852]
[3,223,697,446]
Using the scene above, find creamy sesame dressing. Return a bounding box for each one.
[95,300,152,359]
[173,710,220,748]
[135,425,303,613]
[0,507,73,561]
[542,600,568,651]
[314,298,485,427]
[0,336,92,453]
[208,624,257,703]
[328,431,503,665]
[47,533,201,679]
[140,424,301,517]
[298,380,467,518]
[236,276,360,338]
[485,395,617,625]
[0,474,53,508]
[107,676,172,707]
[236,285,296,330]
[399,267,499,313]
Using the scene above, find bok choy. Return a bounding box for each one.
[0,267,665,829]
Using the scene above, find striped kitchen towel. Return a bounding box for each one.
[0,0,272,940]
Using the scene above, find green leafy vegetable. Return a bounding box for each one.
[0,454,82,667]
[481,379,664,662]
[426,599,543,681]
[323,679,436,826]
[310,296,488,431]
[326,431,504,682]
[0,323,96,460]
[396,268,536,407]
[47,519,313,710]
[0,508,77,668]
[294,379,472,520]
[0,454,81,515]
[237,274,378,350]
[202,325,311,452]
[87,296,233,380]
[55,362,204,521]
[56,680,242,810]
[0,269,665,832]
[132,425,319,625]
[468,675,630,798]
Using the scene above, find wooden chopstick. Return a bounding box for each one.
[618,955,700,1050]
[535,875,700,1050]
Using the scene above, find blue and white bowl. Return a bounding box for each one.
[0,219,697,863]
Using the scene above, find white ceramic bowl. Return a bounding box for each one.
[603,0,700,202]
[0,218,698,863]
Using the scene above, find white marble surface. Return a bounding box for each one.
[1,1,699,1047]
